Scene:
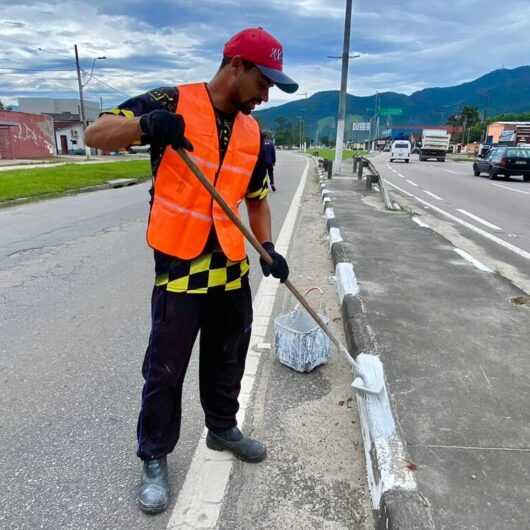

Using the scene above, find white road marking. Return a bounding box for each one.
[490,182,530,196]
[406,179,418,187]
[453,248,494,273]
[384,179,413,197]
[373,184,380,192]
[412,216,430,228]
[445,169,458,174]
[456,209,502,231]
[396,172,405,178]
[383,179,530,261]
[423,190,443,201]
[167,158,310,529]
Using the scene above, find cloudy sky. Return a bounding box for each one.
[1,0,530,110]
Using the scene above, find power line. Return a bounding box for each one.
[90,75,132,98]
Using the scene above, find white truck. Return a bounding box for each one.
[419,129,450,162]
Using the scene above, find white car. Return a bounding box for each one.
[390,140,411,163]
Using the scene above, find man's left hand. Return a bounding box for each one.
[259,242,289,283]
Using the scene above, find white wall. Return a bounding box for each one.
[19,98,100,121]
[55,124,86,153]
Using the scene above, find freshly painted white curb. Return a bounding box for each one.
[329,227,343,250]
[335,262,359,303]
[325,207,335,220]
[322,172,418,514]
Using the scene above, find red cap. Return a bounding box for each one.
[223,27,298,94]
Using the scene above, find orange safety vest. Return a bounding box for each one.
[146,83,261,262]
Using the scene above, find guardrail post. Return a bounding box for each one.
[357,159,364,180]
[326,159,332,179]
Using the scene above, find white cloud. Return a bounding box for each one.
[1,0,530,109]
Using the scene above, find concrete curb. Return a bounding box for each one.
[315,161,435,530]
[0,176,146,209]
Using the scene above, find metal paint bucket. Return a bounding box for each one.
[273,288,331,373]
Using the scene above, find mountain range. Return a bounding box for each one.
[254,65,530,141]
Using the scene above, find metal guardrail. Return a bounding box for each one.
[353,156,397,210]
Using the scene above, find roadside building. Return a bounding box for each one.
[486,121,530,145]
[18,97,101,156]
[54,120,86,155]
[0,110,55,159]
[18,97,100,122]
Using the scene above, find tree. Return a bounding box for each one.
[447,106,481,143]
[0,100,5,111]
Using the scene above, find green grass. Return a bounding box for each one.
[307,148,367,160]
[0,160,151,202]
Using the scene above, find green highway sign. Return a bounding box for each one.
[380,108,403,116]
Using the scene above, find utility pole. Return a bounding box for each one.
[333,0,353,175]
[74,44,91,159]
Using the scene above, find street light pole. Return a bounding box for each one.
[333,0,353,175]
[74,44,90,159]
[74,46,106,159]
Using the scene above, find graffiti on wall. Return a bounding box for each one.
[0,111,55,159]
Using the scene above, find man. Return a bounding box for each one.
[85,27,298,515]
[263,132,277,191]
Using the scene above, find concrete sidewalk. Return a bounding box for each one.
[322,160,530,529]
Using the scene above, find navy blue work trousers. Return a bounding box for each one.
[136,283,253,460]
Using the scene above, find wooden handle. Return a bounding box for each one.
[177,148,361,374]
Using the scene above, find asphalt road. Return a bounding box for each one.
[370,153,530,289]
[0,151,306,530]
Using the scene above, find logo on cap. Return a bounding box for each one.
[270,48,283,63]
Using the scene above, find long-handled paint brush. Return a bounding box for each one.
[177,148,392,417]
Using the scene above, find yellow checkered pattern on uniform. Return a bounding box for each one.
[155,252,250,294]
[246,174,269,200]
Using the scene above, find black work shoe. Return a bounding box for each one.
[138,457,169,514]
[206,427,267,463]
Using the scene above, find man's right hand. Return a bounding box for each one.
[139,110,193,151]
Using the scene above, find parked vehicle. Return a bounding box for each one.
[473,146,530,180]
[390,140,411,163]
[419,129,450,161]
[128,144,151,154]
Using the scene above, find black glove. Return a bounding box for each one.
[260,241,289,283]
[139,109,193,151]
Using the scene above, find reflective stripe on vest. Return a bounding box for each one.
[146,83,261,261]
